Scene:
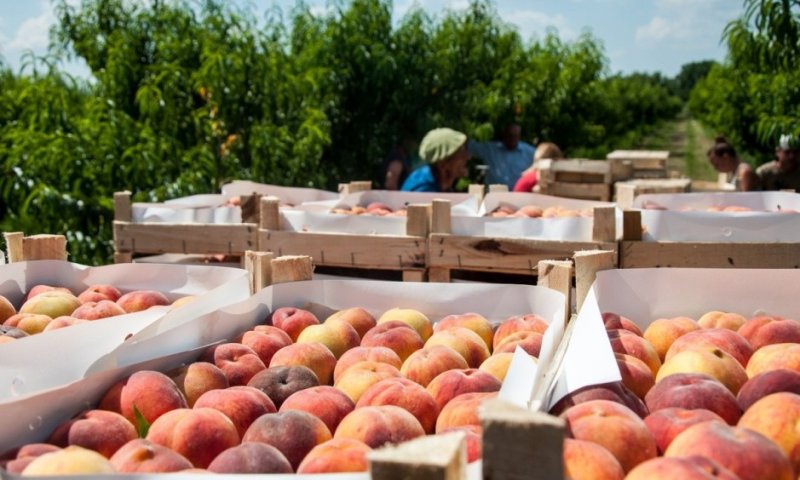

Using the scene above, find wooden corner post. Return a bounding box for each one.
[480,397,565,480]
[369,431,466,480]
[245,250,274,294]
[259,196,281,231]
[592,206,617,243]
[574,249,616,312]
[537,259,573,323]
[270,255,313,285]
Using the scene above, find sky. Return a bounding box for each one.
[0,0,744,78]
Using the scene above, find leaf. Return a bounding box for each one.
[133,405,151,438]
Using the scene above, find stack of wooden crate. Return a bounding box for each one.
[537,158,633,201]
[606,149,670,179]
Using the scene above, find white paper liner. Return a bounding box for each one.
[541,268,800,412]
[221,180,340,204]
[0,261,250,401]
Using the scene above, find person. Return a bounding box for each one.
[756,134,800,191]
[513,141,564,192]
[401,127,471,192]
[383,135,421,190]
[707,136,759,191]
[469,122,536,190]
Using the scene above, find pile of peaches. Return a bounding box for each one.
[641,202,796,213]
[330,202,408,217]
[0,285,189,342]
[0,306,548,475]
[560,311,800,480]
[487,204,593,218]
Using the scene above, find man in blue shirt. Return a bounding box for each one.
[401,128,471,192]
[469,123,536,189]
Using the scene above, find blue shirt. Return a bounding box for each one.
[469,140,536,189]
[401,165,439,192]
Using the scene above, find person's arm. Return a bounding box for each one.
[384,160,404,190]
[739,164,760,191]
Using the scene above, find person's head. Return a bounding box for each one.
[707,136,739,173]
[502,123,521,150]
[776,134,798,173]
[534,142,563,162]
[419,127,471,190]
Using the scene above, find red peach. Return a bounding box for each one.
[563,438,625,480]
[109,439,193,473]
[193,385,277,438]
[48,409,137,458]
[361,320,424,362]
[168,361,229,407]
[270,342,337,385]
[357,377,439,434]
[644,407,727,453]
[426,368,501,411]
[333,346,402,384]
[242,410,332,470]
[271,307,319,342]
[401,345,469,387]
[280,385,355,433]
[98,370,188,425]
[645,373,742,425]
[207,442,293,474]
[334,405,425,449]
[115,290,170,313]
[296,438,371,473]
[493,314,549,350]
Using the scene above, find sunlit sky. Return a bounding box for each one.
[0,0,743,78]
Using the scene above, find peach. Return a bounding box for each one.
[698,311,747,331]
[42,316,89,331]
[401,345,469,387]
[205,342,266,386]
[0,294,16,323]
[515,204,544,217]
[242,410,332,470]
[207,442,292,474]
[746,343,800,378]
[665,421,793,480]
[440,425,482,463]
[194,386,276,438]
[4,444,61,474]
[333,346,402,384]
[334,360,402,403]
[656,346,748,394]
[99,370,188,425]
[77,284,122,303]
[425,327,490,368]
[169,295,195,309]
[270,342,337,385]
[271,306,320,341]
[357,377,439,434]
[616,353,655,399]
[361,320,424,362]
[297,438,371,473]
[326,307,376,338]
[426,368,501,411]
[607,329,661,376]
[248,365,319,409]
[20,290,80,318]
[237,329,292,366]
[549,382,648,419]
[146,407,240,469]
[71,300,126,320]
[645,373,742,425]
[626,456,740,480]
[479,352,515,382]
[334,405,425,449]
[434,313,494,351]
[644,407,727,453]
[435,391,498,433]
[168,361,229,407]
[643,316,701,360]
[280,385,354,433]
[25,284,73,300]
[493,330,543,357]
[14,313,53,335]
[737,392,800,471]
[562,399,657,472]
[377,307,432,341]
[21,446,114,475]
[738,316,800,350]
[493,314,549,349]
[48,409,137,458]
[116,290,170,313]
[563,438,625,480]
[297,318,360,359]
[109,439,193,473]
[602,312,643,336]
[737,369,800,410]
[665,328,753,367]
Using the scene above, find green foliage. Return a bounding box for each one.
[0,0,682,264]
[690,0,800,159]
[673,60,716,100]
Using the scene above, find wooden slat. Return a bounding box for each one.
[22,235,68,261]
[537,260,573,322]
[245,250,273,294]
[259,230,426,269]
[271,255,314,284]
[543,182,611,201]
[620,242,800,268]
[113,222,258,255]
[259,196,281,231]
[468,184,485,202]
[574,249,616,312]
[369,431,466,480]
[114,191,132,222]
[489,184,509,193]
[431,200,452,235]
[592,206,617,243]
[402,270,427,282]
[240,194,262,224]
[480,398,565,480]
[3,232,24,263]
[427,267,451,283]
[406,204,430,238]
[615,183,637,210]
[428,234,615,272]
[622,210,643,241]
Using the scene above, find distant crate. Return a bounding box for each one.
[615,178,692,209]
[537,158,633,201]
[607,150,669,178]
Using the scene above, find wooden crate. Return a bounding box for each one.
[607,149,669,178]
[619,210,800,268]
[258,197,430,282]
[537,159,633,201]
[427,199,618,282]
[112,191,259,264]
[2,232,67,264]
[615,178,692,209]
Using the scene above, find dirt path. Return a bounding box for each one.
[638,114,717,181]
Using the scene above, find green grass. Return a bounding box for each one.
[635,111,717,181]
